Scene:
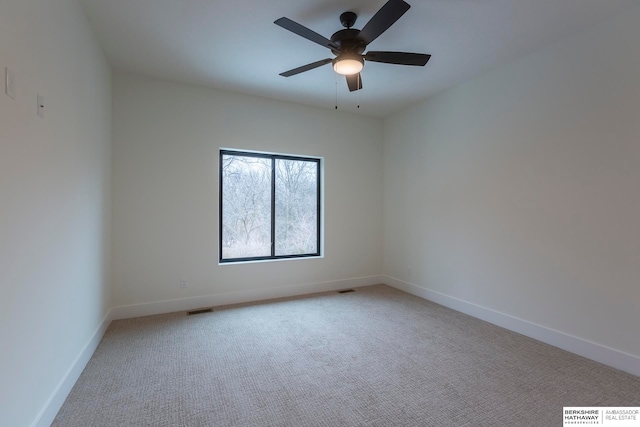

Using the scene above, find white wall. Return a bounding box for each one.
[112,73,383,313]
[0,0,112,425]
[383,5,640,373]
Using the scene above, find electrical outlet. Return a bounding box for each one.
[179,278,187,288]
[5,67,16,99]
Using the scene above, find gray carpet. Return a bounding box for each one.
[53,285,640,426]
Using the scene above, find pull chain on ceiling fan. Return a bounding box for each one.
[274,0,431,92]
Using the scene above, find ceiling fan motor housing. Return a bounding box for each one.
[330,28,366,56]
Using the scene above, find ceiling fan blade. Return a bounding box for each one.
[365,51,431,66]
[274,17,340,50]
[346,73,363,92]
[279,58,333,77]
[357,0,411,46]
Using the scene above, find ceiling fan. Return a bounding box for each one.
[274,0,430,92]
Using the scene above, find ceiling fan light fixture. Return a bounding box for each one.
[333,55,364,75]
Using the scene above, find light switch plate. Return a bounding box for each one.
[5,67,16,99]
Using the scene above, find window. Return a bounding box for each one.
[219,150,321,263]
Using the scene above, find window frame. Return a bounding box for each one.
[219,149,322,263]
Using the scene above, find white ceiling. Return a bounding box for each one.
[80,0,636,118]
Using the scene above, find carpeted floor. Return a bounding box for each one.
[53,285,640,426]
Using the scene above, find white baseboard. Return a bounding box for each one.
[111,275,385,320]
[31,310,113,427]
[383,276,640,378]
